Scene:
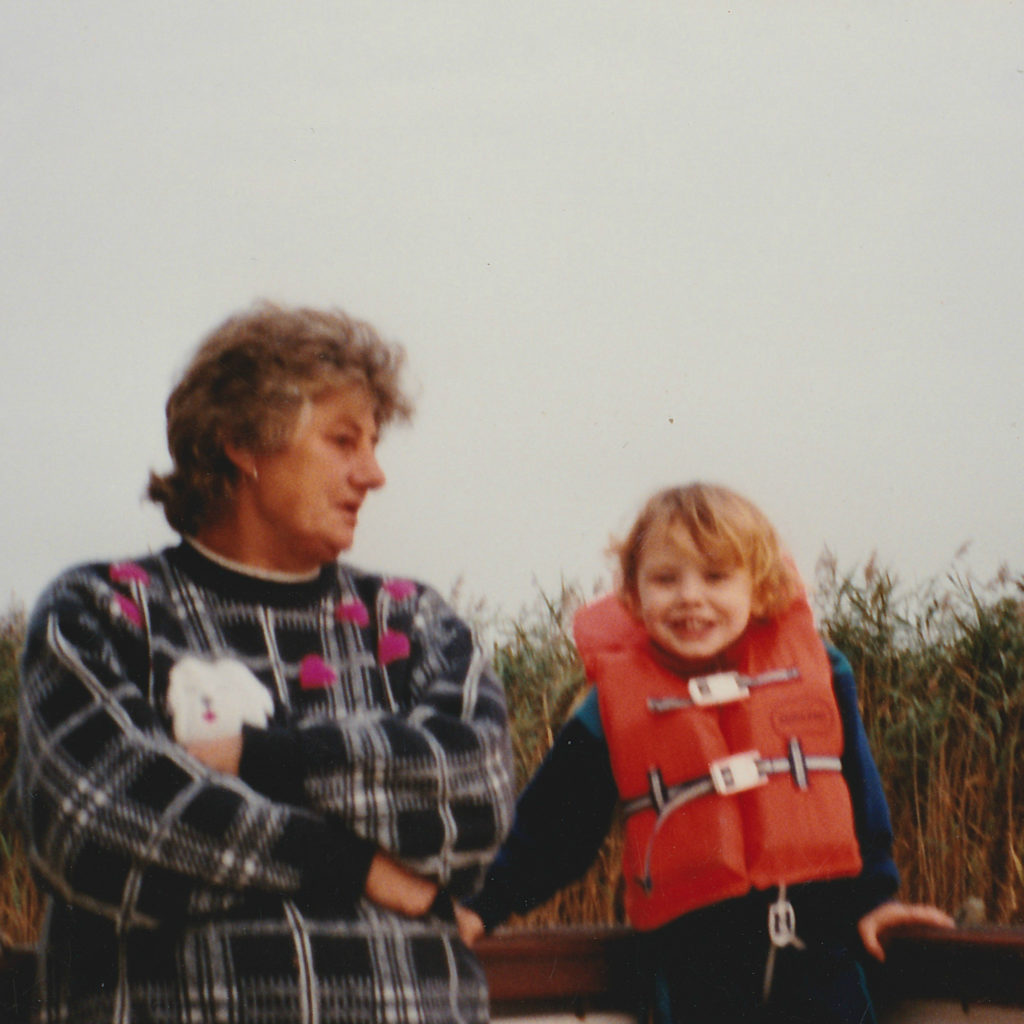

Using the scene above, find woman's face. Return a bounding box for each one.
[235,385,386,573]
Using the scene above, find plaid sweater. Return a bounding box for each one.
[14,542,515,1024]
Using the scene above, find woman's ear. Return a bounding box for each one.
[223,441,257,481]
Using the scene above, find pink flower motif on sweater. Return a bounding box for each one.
[110,562,150,586]
[335,600,370,627]
[382,578,416,602]
[299,654,337,690]
[378,631,411,665]
[111,593,143,628]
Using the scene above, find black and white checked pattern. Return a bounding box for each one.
[15,542,515,1024]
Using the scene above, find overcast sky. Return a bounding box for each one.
[2,2,1022,622]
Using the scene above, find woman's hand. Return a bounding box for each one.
[186,734,243,776]
[364,852,438,917]
[454,904,486,947]
[858,900,955,961]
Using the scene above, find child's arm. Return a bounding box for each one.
[828,645,901,913]
[857,900,955,961]
[828,646,955,957]
[464,687,618,932]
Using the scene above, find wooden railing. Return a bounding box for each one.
[3,924,1024,1021]
[478,926,638,1016]
[873,922,1024,1011]
[475,923,1024,1020]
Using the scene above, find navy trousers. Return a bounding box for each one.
[641,893,877,1024]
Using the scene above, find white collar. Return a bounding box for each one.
[184,537,322,584]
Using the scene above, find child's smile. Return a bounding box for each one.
[633,526,754,672]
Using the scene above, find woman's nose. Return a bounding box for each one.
[355,445,386,489]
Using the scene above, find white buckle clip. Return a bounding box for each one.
[688,671,750,706]
[768,895,798,947]
[710,751,767,795]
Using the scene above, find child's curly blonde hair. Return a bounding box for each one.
[611,482,800,619]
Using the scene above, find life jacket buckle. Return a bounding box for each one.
[709,751,767,795]
[763,883,806,1003]
[787,737,810,790]
[688,671,750,706]
[646,766,668,813]
[768,893,800,948]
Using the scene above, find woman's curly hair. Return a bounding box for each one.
[147,302,413,536]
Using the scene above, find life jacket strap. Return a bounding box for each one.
[623,746,842,818]
[647,766,668,813]
[632,747,844,893]
[646,666,800,713]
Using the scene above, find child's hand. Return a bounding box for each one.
[455,904,486,947]
[857,900,955,961]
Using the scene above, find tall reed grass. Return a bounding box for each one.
[2,559,1023,945]
[488,584,624,927]
[816,553,1024,925]
[486,560,1024,928]
[0,605,38,947]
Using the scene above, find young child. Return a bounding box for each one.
[464,483,952,1023]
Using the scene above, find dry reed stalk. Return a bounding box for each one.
[0,831,41,947]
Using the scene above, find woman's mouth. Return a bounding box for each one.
[338,501,361,522]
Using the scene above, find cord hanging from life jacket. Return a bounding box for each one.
[763,882,806,1003]
[629,737,844,893]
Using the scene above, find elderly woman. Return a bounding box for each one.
[14,303,515,1024]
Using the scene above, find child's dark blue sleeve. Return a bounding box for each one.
[829,645,901,916]
[465,687,619,930]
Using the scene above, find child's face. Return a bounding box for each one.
[634,524,754,671]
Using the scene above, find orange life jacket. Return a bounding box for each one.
[574,594,863,931]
